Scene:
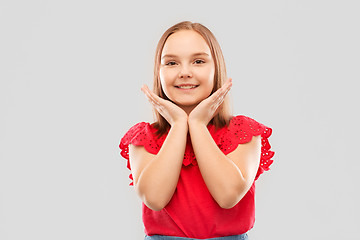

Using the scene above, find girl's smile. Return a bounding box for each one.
[175,84,199,91]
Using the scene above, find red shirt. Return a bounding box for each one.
[119,115,275,239]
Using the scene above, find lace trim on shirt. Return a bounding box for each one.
[119,115,275,185]
[216,115,275,180]
[119,122,166,186]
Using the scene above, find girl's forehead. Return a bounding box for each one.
[161,30,211,57]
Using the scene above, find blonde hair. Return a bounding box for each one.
[152,21,232,137]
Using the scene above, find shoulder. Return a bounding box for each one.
[214,114,273,153]
[126,121,154,134]
[121,121,162,141]
[119,121,163,155]
[228,115,272,139]
[226,115,275,180]
[229,115,266,129]
[119,122,161,186]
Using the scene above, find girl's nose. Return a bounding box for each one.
[178,66,193,78]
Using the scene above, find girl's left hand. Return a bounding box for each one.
[188,78,232,126]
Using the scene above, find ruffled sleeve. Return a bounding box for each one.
[119,122,164,186]
[217,115,275,180]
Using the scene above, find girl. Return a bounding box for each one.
[119,21,275,240]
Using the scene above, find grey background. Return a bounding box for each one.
[1,0,359,239]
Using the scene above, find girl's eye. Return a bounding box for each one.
[165,61,177,66]
[194,59,205,64]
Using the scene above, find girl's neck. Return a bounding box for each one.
[179,104,197,115]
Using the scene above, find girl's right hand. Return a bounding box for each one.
[141,84,188,126]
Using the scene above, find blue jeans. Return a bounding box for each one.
[144,232,248,240]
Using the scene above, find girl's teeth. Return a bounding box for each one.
[178,86,197,89]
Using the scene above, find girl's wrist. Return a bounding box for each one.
[188,119,207,129]
[170,118,189,129]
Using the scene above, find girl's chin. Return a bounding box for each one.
[174,101,200,107]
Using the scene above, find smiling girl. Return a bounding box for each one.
[119,21,275,240]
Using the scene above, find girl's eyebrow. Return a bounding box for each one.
[161,52,210,59]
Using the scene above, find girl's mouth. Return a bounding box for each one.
[175,85,199,89]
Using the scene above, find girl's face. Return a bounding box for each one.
[159,30,215,114]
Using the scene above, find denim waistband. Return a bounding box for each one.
[144,232,248,240]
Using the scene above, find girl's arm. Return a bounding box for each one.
[187,78,260,208]
[188,122,261,209]
[129,121,188,211]
[130,84,188,211]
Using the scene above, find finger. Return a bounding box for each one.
[142,85,159,106]
[222,78,232,95]
[211,79,232,104]
[141,85,166,114]
[144,85,164,104]
[217,87,231,106]
[142,85,158,103]
[209,88,223,104]
[223,78,232,91]
[211,80,229,101]
[141,85,152,102]
[223,83,232,96]
[211,80,232,111]
[219,78,232,94]
[213,92,227,108]
[212,92,228,112]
